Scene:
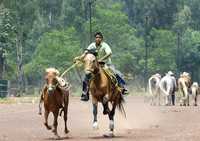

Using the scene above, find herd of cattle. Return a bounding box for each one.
[148,71,200,106]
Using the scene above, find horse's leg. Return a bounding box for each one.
[183,87,188,106]
[159,90,161,106]
[151,94,154,106]
[154,90,158,106]
[44,110,51,130]
[92,97,98,130]
[64,94,69,134]
[38,93,43,115]
[194,93,198,106]
[165,95,168,106]
[150,91,155,106]
[169,94,172,106]
[102,93,110,115]
[171,94,175,106]
[109,104,116,132]
[192,92,196,106]
[52,110,59,137]
[187,93,190,106]
[182,89,186,106]
[102,101,110,115]
[104,103,116,137]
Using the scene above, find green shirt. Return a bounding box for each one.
[87,42,112,65]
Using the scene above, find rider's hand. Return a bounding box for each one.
[73,56,80,63]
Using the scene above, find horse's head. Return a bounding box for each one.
[45,68,59,94]
[83,53,99,75]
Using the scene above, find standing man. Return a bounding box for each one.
[74,32,127,101]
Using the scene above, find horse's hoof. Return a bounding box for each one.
[103,109,110,115]
[93,122,99,130]
[65,129,69,134]
[194,104,198,106]
[54,134,60,140]
[44,123,52,130]
[52,128,57,134]
[38,112,42,115]
[103,131,114,138]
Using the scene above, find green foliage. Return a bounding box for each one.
[24,27,81,84]
[1,0,200,87]
[86,1,144,74]
[148,29,177,74]
[181,29,200,71]
[173,5,192,33]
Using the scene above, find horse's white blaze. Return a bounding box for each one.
[48,85,53,91]
[93,122,98,130]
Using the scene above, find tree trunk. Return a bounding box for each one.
[48,10,52,26]
[16,33,25,96]
[0,47,3,79]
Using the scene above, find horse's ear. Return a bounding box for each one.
[45,68,51,74]
[44,74,48,80]
[54,69,60,76]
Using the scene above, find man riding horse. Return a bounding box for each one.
[74,32,128,101]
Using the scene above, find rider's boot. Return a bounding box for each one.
[81,81,89,101]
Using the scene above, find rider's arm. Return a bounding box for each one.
[99,43,112,61]
[99,52,112,62]
[74,43,95,62]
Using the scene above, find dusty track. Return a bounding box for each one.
[1,96,200,141]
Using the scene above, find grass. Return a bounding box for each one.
[0,85,147,104]
[0,97,16,104]
[0,96,39,104]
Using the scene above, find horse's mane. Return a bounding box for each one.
[46,68,60,76]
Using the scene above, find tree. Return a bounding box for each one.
[24,27,81,85]
[147,29,176,74]
[87,1,144,75]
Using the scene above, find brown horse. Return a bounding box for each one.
[178,72,192,106]
[39,68,69,138]
[82,53,126,137]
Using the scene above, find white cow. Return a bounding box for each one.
[191,82,199,106]
[148,73,161,105]
[159,71,177,106]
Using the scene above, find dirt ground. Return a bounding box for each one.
[1,96,200,141]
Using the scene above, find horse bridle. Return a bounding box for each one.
[46,78,59,92]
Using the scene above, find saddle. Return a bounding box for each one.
[102,67,122,92]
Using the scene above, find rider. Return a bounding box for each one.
[74,32,128,101]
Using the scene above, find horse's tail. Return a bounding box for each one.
[117,93,126,118]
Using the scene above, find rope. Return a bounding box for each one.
[75,67,83,84]
[60,61,81,77]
